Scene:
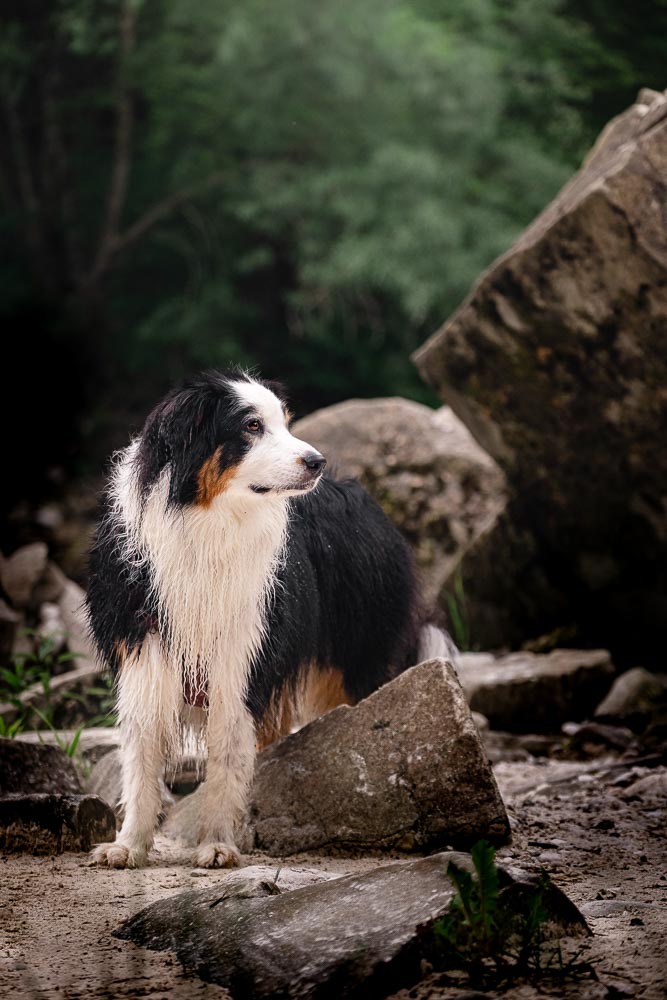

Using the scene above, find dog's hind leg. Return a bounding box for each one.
[90,636,180,868]
[194,697,255,869]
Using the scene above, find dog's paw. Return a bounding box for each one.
[89,842,147,869]
[194,842,242,869]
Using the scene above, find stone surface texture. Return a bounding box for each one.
[0,737,82,795]
[595,667,667,728]
[251,658,509,853]
[293,398,506,605]
[413,89,667,665]
[116,853,587,999]
[0,543,48,608]
[0,793,116,854]
[457,648,615,732]
[166,660,509,855]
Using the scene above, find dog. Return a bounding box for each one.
[86,370,454,868]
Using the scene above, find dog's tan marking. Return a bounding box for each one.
[256,687,295,750]
[196,447,239,507]
[255,663,352,750]
[297,664,352,723]
[113,639,129,663]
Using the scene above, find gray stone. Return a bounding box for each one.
[166,661,509,855]
[84,747,123,810]
[32,561,68,605]
[58,579,98,667]
[620,770,667,800]
[595,667,667,729]
[561,720,637,755]
[412,89,667,666]
[87,746,188,818]
[457,648,615,733]
[205,658,505,854]
[36,602,67,652]
[0,543,48,608]
[86,748,173,818]
[293,399,506,605]
[0,793,116,854]
[0,737,82,795]
[115,853,588,998]
[0,597,20,662]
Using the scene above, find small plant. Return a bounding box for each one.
[0,630,81,709]
[0,714,25,738]
[432,840,594,988]
[85,674,118,727]
[32,708,85,758]
[445,572,471,652]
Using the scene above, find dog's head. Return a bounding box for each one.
[135,370,326,508]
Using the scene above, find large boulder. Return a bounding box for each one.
[413,89,667,666]
[116,853,588,999]
[166,659,510,854]
[293,399,506,605]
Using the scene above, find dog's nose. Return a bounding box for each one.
[301,450,326,473]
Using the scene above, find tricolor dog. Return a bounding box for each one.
[86,370,453,868]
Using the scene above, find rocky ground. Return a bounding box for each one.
[1,554,666,1000]
[1,750,665,1000]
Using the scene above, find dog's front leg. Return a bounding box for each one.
[194,697,255,869]
[90,636,179,868]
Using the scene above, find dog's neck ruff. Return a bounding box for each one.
[111,440,289,704]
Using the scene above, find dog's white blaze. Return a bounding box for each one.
[112,458,288,728]
[228,378,320,496]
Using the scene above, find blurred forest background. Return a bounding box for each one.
[1,0,666,525]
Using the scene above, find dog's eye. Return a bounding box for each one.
[245,418,263,434]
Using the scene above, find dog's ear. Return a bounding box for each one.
[262,378,287,404]
[137,388,216,503]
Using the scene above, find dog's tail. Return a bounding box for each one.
[418,623,459,664]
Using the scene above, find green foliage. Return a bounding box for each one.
[0,630,115,735]
[433,840,594,987]
[0,631,79,709]
[32,708,85,758]
[0,715,25,738]
[445,572,471,652]
[82,675,118,728]
[1,0,624,474]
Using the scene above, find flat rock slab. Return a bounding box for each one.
[116,853,588,999]
[0,737,82,795]
[457,648,614,732]
[0,793,116,853]
[165,659,508,854]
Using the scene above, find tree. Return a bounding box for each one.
[1,0,603,481]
